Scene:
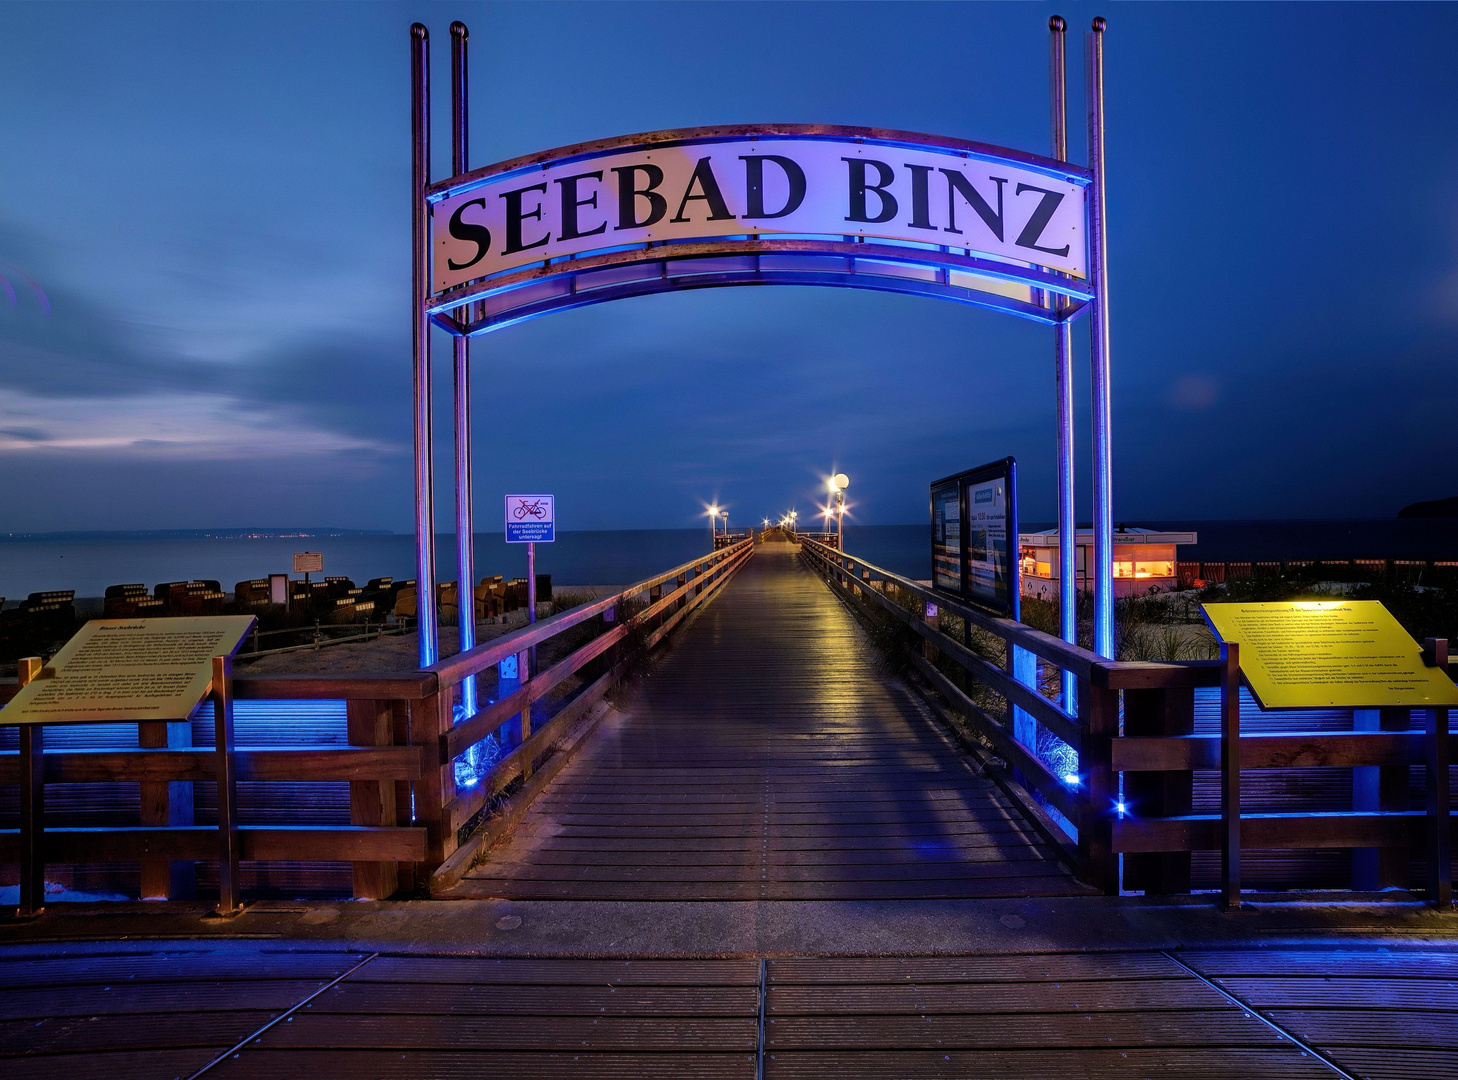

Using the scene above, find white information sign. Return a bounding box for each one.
[505,494,555,544]
[433,137,1085,292]
[293,552,323,574]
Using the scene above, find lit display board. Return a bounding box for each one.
[929,458,1019,617]
[1202,600,1458,710]
[432,135,1087,293]
[2,616,256,724]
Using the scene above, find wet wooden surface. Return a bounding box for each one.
[1,943,1454,1079]
[457,543,1083,902]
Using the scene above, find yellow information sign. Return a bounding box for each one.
[1202,600,1458,710]
[1,616,256,725]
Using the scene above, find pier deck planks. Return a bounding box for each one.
[4,944,1454,1078]
[457,543,1084,902]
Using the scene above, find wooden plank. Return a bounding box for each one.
[0,951,365,989]
[0,1010,281,1055]
[351,957,761,986]
[447,878,1087,901]
[767,977,1228,1014]
[1334,1048,1458,1080]
[763,1048,1335,1080]
[768,954,1187,984]
[256,1013,759,1051]
[1113,811,1426,853]
[199,1050,756,1079]
[763,1011,1287,1049]
[232,672,435,700]
[0,825,426,863]
[0,980,332,1020]
[313,983,759,1016]
[1112,731,1426,772]
[0,745,425,784]
[0,1049,224,1080]
[1175,950,1458,979]
[1261,1009,1458,1047]
[347,699,399,900]
[138,718,193,900]
[1215,977,1458,1010]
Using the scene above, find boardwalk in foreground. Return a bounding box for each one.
[456,542,1085,902]
[3,942,1455,1079]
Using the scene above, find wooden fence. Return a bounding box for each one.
[799,536,1454,906]
[0,538,754,903]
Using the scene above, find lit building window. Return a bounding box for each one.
[1134,560,1173,578]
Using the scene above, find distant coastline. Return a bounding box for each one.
[0,528,395,542]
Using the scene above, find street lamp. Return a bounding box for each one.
[720,509,729,536]
[708,504,720,540]
[828,473,850,551]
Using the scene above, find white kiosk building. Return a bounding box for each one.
[1019,527,1196,600]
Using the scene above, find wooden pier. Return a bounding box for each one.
[2,531,1457,1078]
[453,544,1086,902]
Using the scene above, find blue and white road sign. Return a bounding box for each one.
[505,494,554,543]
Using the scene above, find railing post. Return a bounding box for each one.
[391,700,416,896]
[413,689,457,882]
[1424,637,1452,908]
[212,655,243,917]
[1077,672,1119,894]
[1219,642,1241,910]
[1122,687,1194,894]
[16,656,44,918]
[347,699,399,900]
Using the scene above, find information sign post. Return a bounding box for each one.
[1202,601,1458,909]
[505,495,555,747]
[293,551,323,586]
[2,615,256,917]
[1201,601,1458,711]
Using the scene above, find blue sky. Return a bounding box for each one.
[1,2,1455,532]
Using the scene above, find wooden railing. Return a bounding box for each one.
[0,538,753,903]
[798,536,1454,906]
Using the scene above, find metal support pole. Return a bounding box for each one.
[1051,15,1077,710]
[527,541,537,677]
[1086,16,1116,659]
[450,20,475,715]
[411,22,439,668]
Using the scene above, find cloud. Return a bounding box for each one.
[0,387,393,459]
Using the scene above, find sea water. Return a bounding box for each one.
[2,520,1457,602]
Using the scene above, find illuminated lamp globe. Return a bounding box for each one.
[831,473,850,492]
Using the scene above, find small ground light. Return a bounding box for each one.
[1063,773,1079,786]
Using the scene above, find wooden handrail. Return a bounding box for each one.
[799,536,1107,678]
[427,537,753,687]
[799,536,1219,691]
[233,671,437,700]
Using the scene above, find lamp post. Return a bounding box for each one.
[721,509,729,538]
[708,504,720,542]
[828,473,849,551]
